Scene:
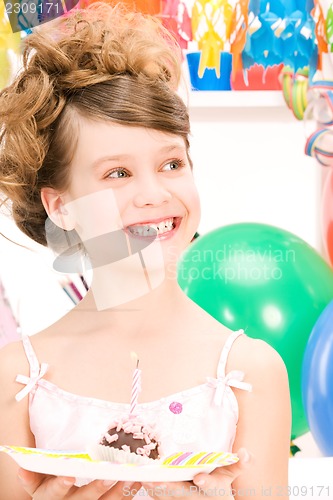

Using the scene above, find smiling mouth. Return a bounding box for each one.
[125,217,181,238]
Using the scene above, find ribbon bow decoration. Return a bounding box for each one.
[207,370,252,406]
[15,363,49,402]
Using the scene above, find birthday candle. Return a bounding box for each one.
[129,352,141,416]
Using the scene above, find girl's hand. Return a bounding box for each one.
[141,448,251,500]
[18,468,141,499]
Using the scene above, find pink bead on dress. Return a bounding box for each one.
[169,402,183,414]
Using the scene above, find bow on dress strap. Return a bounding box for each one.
[15,363,49,402]
[207,370,252,406]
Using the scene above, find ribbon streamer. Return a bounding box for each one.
[304,80,333,166]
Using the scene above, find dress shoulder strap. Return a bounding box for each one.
[217,329,244,378]
[15,335,48,402]
[206,329,252,407]
[21,335,40,378]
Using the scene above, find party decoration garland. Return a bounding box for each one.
[229,0,249,79]
[325,2,333,52]
[161,0,192,50]
[190,0,249,79]
[312,0,327,71]
[191,0,229,78]
[243,0,316,73]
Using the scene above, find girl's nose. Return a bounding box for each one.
[133,176,172,207]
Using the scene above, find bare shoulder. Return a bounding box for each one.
[0,340,30,388]
[0,340,33,419]
[0,340,34,442]
[228,333,289,384]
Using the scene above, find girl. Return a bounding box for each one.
[0,3,291,499]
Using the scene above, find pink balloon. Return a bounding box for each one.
[322,169,333,267]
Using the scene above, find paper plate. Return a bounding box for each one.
[0,446,239,482]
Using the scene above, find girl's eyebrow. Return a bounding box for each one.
[92,154,131,169]
[91,144,186,170]
[159,144,187,154]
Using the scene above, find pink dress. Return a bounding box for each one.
[15,329,252,486]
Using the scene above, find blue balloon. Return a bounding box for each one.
[302,300,333,456]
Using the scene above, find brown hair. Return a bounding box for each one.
[0,2,191,246]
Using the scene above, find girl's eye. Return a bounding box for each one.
[107,168,129,179]
[162,159,185,171]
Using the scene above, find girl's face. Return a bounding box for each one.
[44,118,201,270]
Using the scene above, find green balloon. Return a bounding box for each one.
[177,223,333,439]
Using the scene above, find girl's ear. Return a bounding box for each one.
[41,188,75,231]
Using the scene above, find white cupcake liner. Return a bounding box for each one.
[87,445,157,465]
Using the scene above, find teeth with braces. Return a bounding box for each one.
[127,218,175,236]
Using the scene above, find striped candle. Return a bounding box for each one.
[129,352,141,415]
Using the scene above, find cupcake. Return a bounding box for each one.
[90,415,161,465]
